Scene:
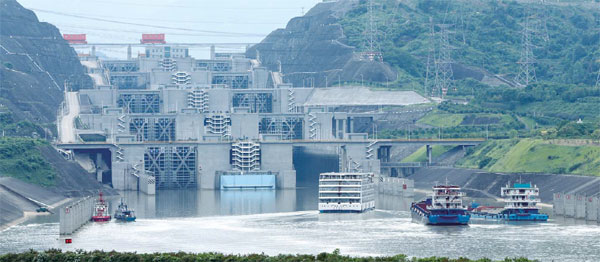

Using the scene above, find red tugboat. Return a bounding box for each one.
[92,192,111,222]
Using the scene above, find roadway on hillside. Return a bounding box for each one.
[60,92,79,143]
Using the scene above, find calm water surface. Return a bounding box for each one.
[1,188,599,262]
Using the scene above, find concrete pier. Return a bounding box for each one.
[59,197,94,235]
[554,193,599,222]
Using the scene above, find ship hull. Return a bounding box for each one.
[411,210,469,225]
[470,212,548,222]
[115,216,136,222]
[92,216,111,222]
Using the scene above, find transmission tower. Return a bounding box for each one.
[515,15,537,87]
[596,17,600,90]
[536,0,550,42]
[433,24,455,98]
[362,0,383,62]
[424,17,436,97]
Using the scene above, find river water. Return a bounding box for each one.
[1,188,599,261]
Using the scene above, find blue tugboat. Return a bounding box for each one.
[114,199,136,222]
[411,185,470,225]
[470,182,548,222]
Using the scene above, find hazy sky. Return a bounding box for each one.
[18,0,322,58]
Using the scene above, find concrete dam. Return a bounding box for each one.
[56,44,482,193]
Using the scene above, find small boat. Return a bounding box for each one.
[411,185,470,225]
[114,198,136,222]
[92,192,111,222]
[470,182,548,222]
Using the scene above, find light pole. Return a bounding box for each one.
[385,76,389,89]
[360,74,364,87]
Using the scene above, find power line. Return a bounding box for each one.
[30,8,266,37]
[38,10,286,25]
[72,0,308,10]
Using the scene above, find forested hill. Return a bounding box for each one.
[0,0,91,128]
[340,0,600,88]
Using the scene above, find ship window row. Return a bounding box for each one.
[319,187,362,192]
[319,175,367,180]
[319,181,362,186]
[319,199,361,204]
[319,193,361,198]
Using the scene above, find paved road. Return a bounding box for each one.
[60,92,79,143]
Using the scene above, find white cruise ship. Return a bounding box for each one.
[318,172,375,213]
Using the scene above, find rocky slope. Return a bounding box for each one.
[246,0,397,87]
[0,0,91,124]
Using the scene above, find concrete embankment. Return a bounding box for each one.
[0,177,114,230]
[0,178,62,230]
[407,167,600,203]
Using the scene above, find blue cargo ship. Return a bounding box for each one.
[411,185,470,225]
[470,182,548,222]
[114,199,136,222]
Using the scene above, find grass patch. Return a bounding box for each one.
[402,145,455,163]
[417,112,465,127]
[457,139,600,176]
[0,137,56,186]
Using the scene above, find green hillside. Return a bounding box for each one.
[340,0,600,125]
[401,145,455,162]
[0,137,57,186]
[456,139,600,175]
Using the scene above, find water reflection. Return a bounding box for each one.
[105,189,411,219]
[2,189,600,261]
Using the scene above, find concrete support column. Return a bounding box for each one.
[348,117,354,133]
[426,145,432,165]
